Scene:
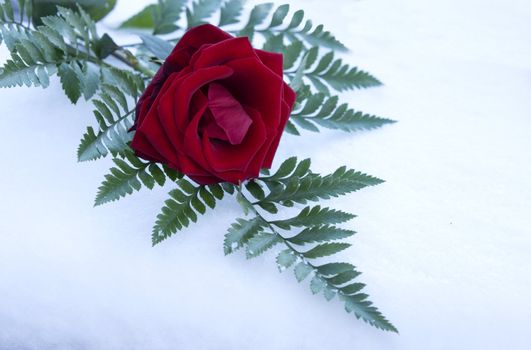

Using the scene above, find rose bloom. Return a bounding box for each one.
[130,24,296,185]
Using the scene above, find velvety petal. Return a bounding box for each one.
[130,130,164,162]
[192,37,257,69]
[177,152,216,179]
[134,74,183,166]
[156,71,191,151]
[200,110,230,141]
[188,173,223,185]
[255,49,283,77]
[202,107,266,176]
[263,83,296,168]
[208,83,253,145]
[182,90,214,173]
[223,57,283,128]
[173,66,234,132]
[165,24,233,69]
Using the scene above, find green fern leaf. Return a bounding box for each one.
[276,249,297,271]
[218,0,244,26]
[303,242,351,259]
[152,180,222,245]
[294,261,313,282]
[286,48,381,94]
[186,0,223,28]
[153,0,186,34]
[77,83,138,161]
[57,62,82,103]
[290,92,395,134]
[260,164,384,206]
[224,217,264,255]
[272,205,355,229]
[120,0,185,34]
[0,57,56,88]
[238,2,273,39]
[342,294,398,332]
[288,225,355,245]
[94,155,156,206]
[246,232,281,258]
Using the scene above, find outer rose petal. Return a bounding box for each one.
[191,37,257,69]
[134,73,182,166]
[255,49,284,77]
[165,24,233,69]
[263,84,296,168]
[223,57,283,128]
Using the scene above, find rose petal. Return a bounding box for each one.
[202,107,266,176]
[263,83,296,168]
[165,24,233,69]
[223,57,283,128]
[208,82,253,145]
[182,90,214,173]
[255,49,283,77]
[173,66,234,132]
[134,73,182,166]
[192,37,257,69]
[200,109,230,142]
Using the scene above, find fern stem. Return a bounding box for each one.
[236,186,321,270]
[110,50,156,78]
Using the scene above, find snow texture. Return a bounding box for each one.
[1,0,530,348]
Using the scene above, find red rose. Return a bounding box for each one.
[130,24,296,185]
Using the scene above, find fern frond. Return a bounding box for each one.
[259,158,384,207]
[224,216,265,255]
[218,0,245,26]
[186,0,223,28]
[272,205,355,230]
[235,3,346,52]
[287,48,381,94]
[152,181,226,245]
[288,92,396,135]
[94,151,170,206]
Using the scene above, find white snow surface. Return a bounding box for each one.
[1,0,530,348]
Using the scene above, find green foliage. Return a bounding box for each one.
[139,33,173,60]
[258,157,384,208]
[234,3,346,52]
[0,50,57,88]
[120,0,186,35]
[287,90,395,135]
[77,68,144,161]
[224,216,264,255]
[272,205,355,230]
[286,47,381,94]
[186,0,223,28]
[0,0,30,28]
[276,249,297,271]
[58,61,82,103]
[152,181,225,245]
[223,159,396,332]
[246,232,281,258]
[94,150,172,206]
[119,4,157,30]
[31,0,116,26]
[0,3,103,98]
[218,0,244,26]
[287,225,355,245]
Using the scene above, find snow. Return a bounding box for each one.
[1,0,530,348]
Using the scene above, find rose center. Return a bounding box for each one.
[200,82,253,145]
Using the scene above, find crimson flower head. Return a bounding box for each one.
[131,24,296,185]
